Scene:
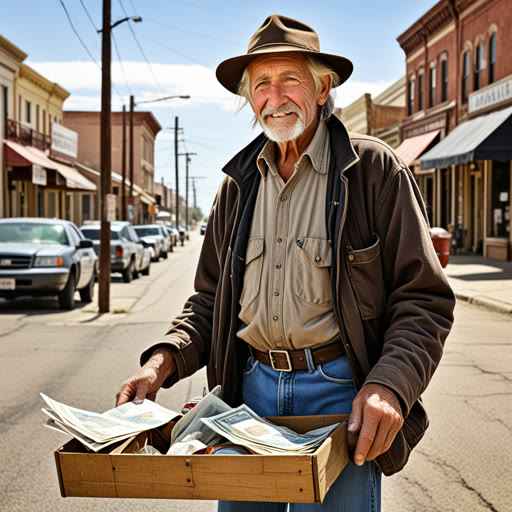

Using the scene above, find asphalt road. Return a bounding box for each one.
[0,232,510,512]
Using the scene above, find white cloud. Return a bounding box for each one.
[335,79,396,108]
[28,60,235,109]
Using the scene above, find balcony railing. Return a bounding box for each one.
[7,119,50,151]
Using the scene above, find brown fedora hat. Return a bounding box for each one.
[216,15,353,95]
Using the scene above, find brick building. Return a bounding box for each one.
[63,111,161,225]
[398,0,512,260]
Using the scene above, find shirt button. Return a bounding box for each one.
[273,316,278,321]
[277,238,282,243]
[281,196,287,202]
[296,238,303,247]
[277,343,282,347]
[274,291,279,296]
[348,254,355,261]
[315,256,321,262]
[276,263,281,269]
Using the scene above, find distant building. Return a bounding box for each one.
[334,76,406,149]
[398,0,512,261]
[64,110,161,224]
[2,42,96,221]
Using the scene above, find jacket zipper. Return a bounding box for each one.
[333,174,363,391]
[216,180,241,379]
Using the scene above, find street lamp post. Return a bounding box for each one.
[98,3,141,313]
[178,152,197,231]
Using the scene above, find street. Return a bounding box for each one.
[0,231,511,512]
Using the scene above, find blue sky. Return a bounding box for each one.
[3,0,436,215]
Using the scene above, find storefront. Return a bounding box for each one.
[420,105,512,260]
[4,138,96,222]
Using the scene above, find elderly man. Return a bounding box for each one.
[117,15,455,512]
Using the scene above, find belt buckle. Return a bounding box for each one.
[268,349,292,372]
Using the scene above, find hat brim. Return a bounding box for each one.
[216,46,353,95]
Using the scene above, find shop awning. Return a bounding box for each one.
[395,130,440,167]
[420,105,512,169]
[4,140,96,191]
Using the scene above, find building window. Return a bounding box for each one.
[429,67,436,108]
[42,109,46,134]
[441,59,448,102]
[82,194,91,220]
[25,100,31,124]
[18,95,22,121]
[489,33,497,84]
[490,161,510,238]
[418,73,424,111]
[474,43,484,91]
[462,51,470,103]
[36,105,40,132]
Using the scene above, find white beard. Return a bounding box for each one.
[257,102,307,143]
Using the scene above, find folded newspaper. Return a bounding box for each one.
[201,404,340,455]
[41,393,180,452]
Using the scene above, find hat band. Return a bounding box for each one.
[248,41,319,54]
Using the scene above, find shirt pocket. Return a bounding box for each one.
[346,233,386,320]
[295,237,333,306]
[240,237,264,308]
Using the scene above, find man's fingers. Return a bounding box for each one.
[365,418,391,461]
[348,396,363,433]
[354,413,379,466]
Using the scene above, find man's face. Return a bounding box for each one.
[248,53,323,143]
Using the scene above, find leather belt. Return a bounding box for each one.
[250,341,345,372]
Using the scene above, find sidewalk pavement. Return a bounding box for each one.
[444,254,512,316]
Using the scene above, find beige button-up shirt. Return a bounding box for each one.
[237,120,340,352]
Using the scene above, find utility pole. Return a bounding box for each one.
[192,178,197,209]
[121,104,126,221]
[178,152,197,230]
[129,94,134,220]
[174,116,179,228]
[99,0,111,313]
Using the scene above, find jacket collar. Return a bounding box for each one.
[222,115,359,186]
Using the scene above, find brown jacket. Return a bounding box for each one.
[141,116,455,475]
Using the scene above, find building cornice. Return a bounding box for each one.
[18,64,70,100]
[0,35,27,63]
[397,0,455,54]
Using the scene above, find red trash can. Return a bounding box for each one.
[429,227,452,268]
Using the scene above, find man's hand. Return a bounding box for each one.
[115,348,177,406]
[348,383,403,466]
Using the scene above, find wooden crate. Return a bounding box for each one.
[54,414,349,504]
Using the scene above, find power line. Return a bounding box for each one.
[58,0,100,68]
[79,0,98,31]
[137,33,207,67]
[112,32,133,96]
[144,19,244,48]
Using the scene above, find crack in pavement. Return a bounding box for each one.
[416,450,502,511]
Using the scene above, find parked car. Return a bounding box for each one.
[200,223,207,235]
[0,217,97,310]
[161,225,174,253]
[80,221,151,282]
[167,224,180,247]
[133,224,168,261]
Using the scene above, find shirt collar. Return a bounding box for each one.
[256,120,330,178]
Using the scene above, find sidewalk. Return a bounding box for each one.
[444,254,512,316]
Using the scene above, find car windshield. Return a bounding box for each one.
[134,227,160,236]
[80,229,119,241]
[0,223,69,245]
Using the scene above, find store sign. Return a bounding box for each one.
[51,123,78,158]
[469,78,512,113]
[32,164,47,186]
[106,194,117,222]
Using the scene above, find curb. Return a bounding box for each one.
[454,292,512,316]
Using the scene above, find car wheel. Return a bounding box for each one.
[79,270,95,303]
[162,250,168,259]
[122,259,134,283]
[142,262,150,276]
[169,243,174,253]
[58,269,76,310]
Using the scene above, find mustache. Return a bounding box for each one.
[260,102,303,120]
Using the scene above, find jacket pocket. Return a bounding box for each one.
[346,233,386,320]
[239,237,264,308]
[295,237,333,306]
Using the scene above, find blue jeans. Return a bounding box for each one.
[218,354,381,512]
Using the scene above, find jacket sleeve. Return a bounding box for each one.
[139,179,230,388]
[363,163,455,415]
